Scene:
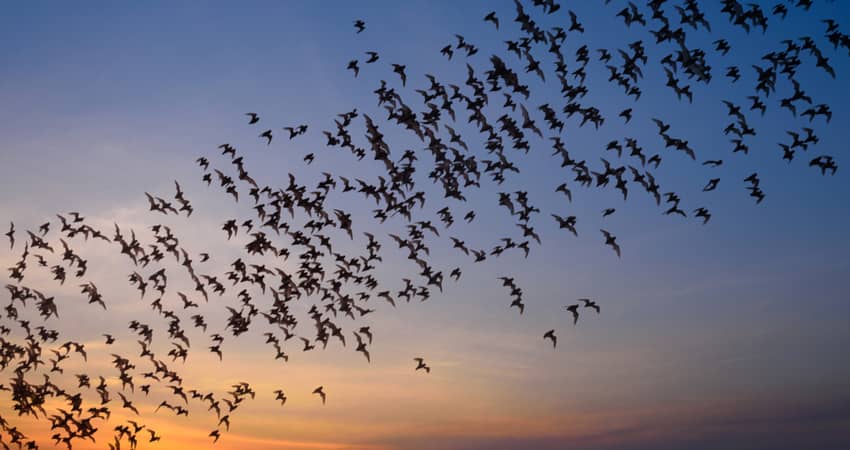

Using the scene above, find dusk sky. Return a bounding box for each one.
[1,1,849,449]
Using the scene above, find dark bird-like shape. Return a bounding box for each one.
[665,204,687,217]
[273,389,287,406]
[565,304,580,325]
[543,329,557,348]
[552,214,578,236]
[353,20,365,33]
[519,104,543,138]
[148,430,161,443]
[726,66,741,82]
[810,155,838,176]
[347,59,360,77]
[413,357,431,373]
[555,183,572,202]
[484,11,499,29]
[694,207,712,224]
[652,118,670,134]
[355,332,371,363]
[579,298,600,313]
[744,172,760,186]
[510,296,525,315]
[118,393,139,415]
[440,44,454,60]
[568,11,584,33]
[300,337,316,352]
[260,129,273,145]
[365,51,379,63]
[5,222,13,249]
[313,386,326,404]
[359,326,373,344]
[703,178,720,191]
[392,64,407,86]
[245,112,259,124]
[713,39,731,55]
[600,229,621,258]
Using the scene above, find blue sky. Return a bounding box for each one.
[1,1,849,449]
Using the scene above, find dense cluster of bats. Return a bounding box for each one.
[2,0,846,448]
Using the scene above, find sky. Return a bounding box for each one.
[1,1,850,449]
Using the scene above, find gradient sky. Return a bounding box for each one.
[1,1,850,449]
